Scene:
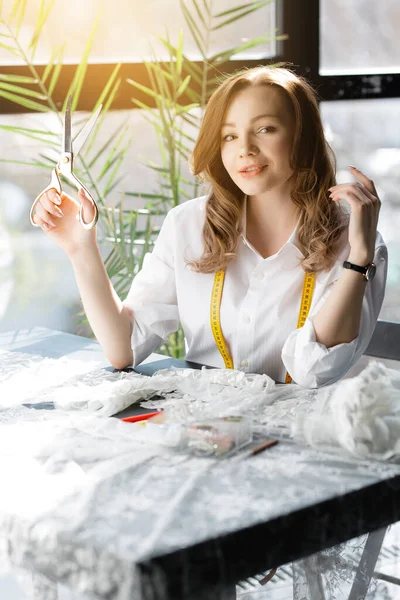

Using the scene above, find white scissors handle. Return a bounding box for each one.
[29,153,99,231]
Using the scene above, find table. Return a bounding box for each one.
[1,327,400,600]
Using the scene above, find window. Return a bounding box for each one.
[321,98,400,321]
[0,0,276,65]
[320,0,400,75]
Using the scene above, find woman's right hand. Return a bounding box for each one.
[32,188,98,257]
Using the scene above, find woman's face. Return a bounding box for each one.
[220,85,295,197]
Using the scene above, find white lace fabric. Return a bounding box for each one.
[1,351,400,460]
[1,351,400,599]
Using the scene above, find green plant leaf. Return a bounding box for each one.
[84,76,122,156]
[41,43,60,84]
[0,158,52,169]
[48,42,66,96]
[98,126,130,180]
[0,73,37,83]
[175,30,184,80]
[94,63,121,112]
[0,41,20,57]
[201,0,211,16]
[10,0,26,33]
[124,192,173,201]
[209,32,284,62]
[158,37,203,77]
[0,81,47,100]
[213,0,270,18]
[0,124,58,145]
[180,0,206,57]
[176,74,191,99]
[213,1,271,30]
[0,90,48,112]
[29,0,56,61]
[87,122,126,169]
[103,139,132,196]
[64,10,102,111]
[175,102,198,115]
[84,67,122,155]
[127,78,160,102]
[191,0,208,28]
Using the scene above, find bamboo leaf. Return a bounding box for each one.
[10,0,25,26]
[181,59,203,85]
[159,38,203,76]
[104,174,127,196]
[88,122,126,168]
[84,67,122,155]
[0,81,47,100]
[16,0,26,35]
[0,124,58,145]
[0,90,48,112]
[0,41,20,56]
[175,30,184,79]
[180,0,206,57]
[209,32,282,62]
[124,192,173,201]
[176,102,198,115]
[94,63,121,111]
[180,112,201,128]
[0,158,52,169]
[0,73,37,84]
[191,0,208,28]
[64,10,101,112]
[127,78,160,102]
[85,76,122,155]
[30,0,56,61]
[201,0,211,16]
[98,127,129,180]
[176,74,191,99]
[41,43,59,84]
[213,2,270,30]
[213,0,270,18]
[145,59,172,104]
[48,42,66,96]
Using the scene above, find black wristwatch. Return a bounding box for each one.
[343,260,376,282]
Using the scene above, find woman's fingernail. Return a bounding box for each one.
[349,165,357,170]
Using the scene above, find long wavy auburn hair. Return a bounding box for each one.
[188,65,348,274]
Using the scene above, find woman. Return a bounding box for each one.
[31,66,387,388]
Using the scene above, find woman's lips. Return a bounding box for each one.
[239,165,267,178]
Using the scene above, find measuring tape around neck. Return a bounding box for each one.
[210,270,316,384]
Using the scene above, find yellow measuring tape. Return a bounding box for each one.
[211,270,316,384]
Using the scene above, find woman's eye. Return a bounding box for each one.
[222,134,235,142]
[259,126,276,133]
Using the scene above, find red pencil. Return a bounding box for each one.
[122,411,162,423]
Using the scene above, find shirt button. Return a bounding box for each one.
[242,315,251,324]
[258,272,265,280]
[241,360,248,367]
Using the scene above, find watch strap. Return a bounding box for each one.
[343,260,368,275]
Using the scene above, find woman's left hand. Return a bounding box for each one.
[328,166,381,265]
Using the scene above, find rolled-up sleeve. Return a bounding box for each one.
[123,211,179,367]
[281,243,388,388]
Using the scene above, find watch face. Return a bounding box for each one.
[366,263,376,282]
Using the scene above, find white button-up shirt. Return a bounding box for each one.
[123,195,387,388]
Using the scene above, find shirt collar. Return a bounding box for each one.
[240,195,304,258]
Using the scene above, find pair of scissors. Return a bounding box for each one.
[30,95,102,230]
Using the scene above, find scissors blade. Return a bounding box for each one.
[63,95,72,153]
[72,104,102,158]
